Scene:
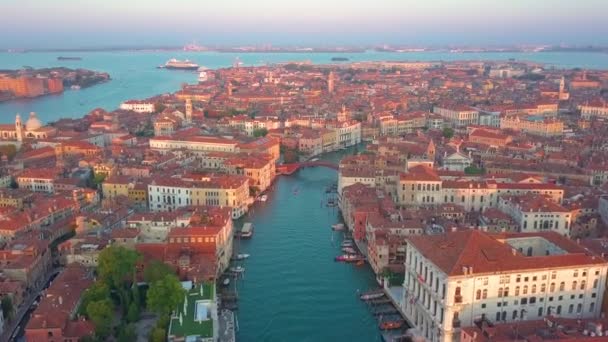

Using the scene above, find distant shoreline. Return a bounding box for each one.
[3,46,608,54]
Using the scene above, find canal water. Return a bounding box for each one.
[235,147,381,342]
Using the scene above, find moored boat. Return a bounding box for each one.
[229,266,245,273]
[239,222,254,238]
[379,320,405,330]
[335,254,364,262]
[342,247,357,254]
[223,278,230,286]
[359,290,385,300]
[260,195,268,202]
[332,223,345,231]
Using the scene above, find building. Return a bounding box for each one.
[500,115,564,137]
[16,168,58,193]
[497,195,573,237]
[119,99,155,113]
[25,264,94,342]
[433,105,479,128]
[579,99,608,120]
[403,230,608,342]
[148,175,250,219]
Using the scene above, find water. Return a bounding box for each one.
[235,147,380,342]
[1,50,608,124]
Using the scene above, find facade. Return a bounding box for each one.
[119,100,155,113]
[497,195,573,237]
[403,230,608,342]
[500,115,564,137]
[433,106,479,128]
[579,100,608,120]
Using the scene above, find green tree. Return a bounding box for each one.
[143,260,174,284]
[86,299,114,338]
[127,301,140,323]
[97,246,140,309]
[79,282,110,316]
[253,128,268,137]
[154,102,166,113]
[0,144,17,161]
[117,323,137,342]
[1,296,13,320]
[149,327,166,342]
[442,127,454,139]
[147,274,185,315]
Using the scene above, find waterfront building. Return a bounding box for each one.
[16,168,59,193]
[150,136,239,154]
[119,99,155,113]
[148,175,250,219]
[403,230,608,342]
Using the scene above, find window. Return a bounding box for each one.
[531,284,536,294]
[581,280,586,290]
[512,310,518,320]
[498,287,503,297]
[550,283,555,292]
[529,297,536,304]
[515,286,520,296]
[523,285,528,295]
[521,297,528,305]
[482,289,488,299]
[568,304,574,314]
[590,302,596,313]
[559,282,565,291]
[556,305,562,315]
[594,279,599,289]
[538,307,543,317]
[572,281,577,290]
[476,290,481,300]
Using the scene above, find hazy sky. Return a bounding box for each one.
[1,0,607,48]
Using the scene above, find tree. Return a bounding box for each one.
[1,296,13,320]
[86,299,114,338]
[147,274,185,315]
[253,128,268,137]
[143,260,174,284]
[79,282,110,316]
[442,127,454,139]
[117,323,137,342]
[97,246,140,309]
[0,144,17,161]
[127,301,140,323]
[150,327,166,342]
[154,102,166,113]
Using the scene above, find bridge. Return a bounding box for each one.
[276,161,339,175]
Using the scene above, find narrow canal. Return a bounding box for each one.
[235,148,381,342]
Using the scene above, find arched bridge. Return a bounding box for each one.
[276,161,339,175]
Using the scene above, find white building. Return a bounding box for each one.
[403,230,608,342]
[433,106,479,128]
[329,120,361,149]
[497,194,573,237]
[119,100,155,113]
[149,136,239,154]
[442,152,472,172]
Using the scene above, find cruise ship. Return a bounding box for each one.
[160,59,199,70]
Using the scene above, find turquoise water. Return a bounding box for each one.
[235,163,380,341]
[1,50,608,124]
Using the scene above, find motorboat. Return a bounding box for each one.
[236,253,250,260]
[260,195,268,202]
[223,278,230,286]
[360,291,385,300]
[335,254,364,262]
[230,266,245,273]
[332,223,345,231]
[379,320,405,330]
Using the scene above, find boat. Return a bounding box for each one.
[57,56,82,61]
[229,266,245,273]
[332,223,345,231]
[223,278,230,286]
[260,195,268,202]
[342,247,357,254]
[70,85,81,90]
[160,58,199,70]
[360,291,385,300]
[379,320,405,330]
[236,253,250,260]
[341,240,353,247]
[335,254,364,262]
[331,57,349,61]
[355,260,365,266]
[239,222,254,238]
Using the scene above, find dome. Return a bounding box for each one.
[25,112,43,131]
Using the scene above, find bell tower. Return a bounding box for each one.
[185,98,193,124]
[15,114,23,142]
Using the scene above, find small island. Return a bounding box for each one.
[0,67,109,102]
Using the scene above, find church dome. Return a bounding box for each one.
[25,112,42,131]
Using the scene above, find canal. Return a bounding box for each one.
[235,147,381,342]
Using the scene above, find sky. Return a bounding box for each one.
[1,0,607,48]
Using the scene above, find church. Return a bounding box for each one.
[0,112,57,142]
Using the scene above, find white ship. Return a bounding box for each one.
[160,58,199,70]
